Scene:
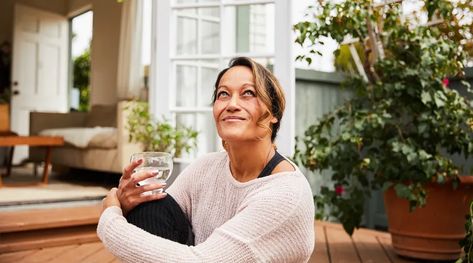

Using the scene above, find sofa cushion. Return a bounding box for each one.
[85,104,117,127]
[88,129,118,149]
[39,127,117,149]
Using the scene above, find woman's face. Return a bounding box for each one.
[213,66,272,143]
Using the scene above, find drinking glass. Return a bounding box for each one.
[130,152,173,194]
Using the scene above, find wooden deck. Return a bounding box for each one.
[309,221,414,263]
[0,220,418,263]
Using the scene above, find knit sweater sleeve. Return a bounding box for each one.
[97,179,315,263]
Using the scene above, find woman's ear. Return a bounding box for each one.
[270,117,278,124]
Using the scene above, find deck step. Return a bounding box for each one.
[0,203,101,233]
[0,203,101,253]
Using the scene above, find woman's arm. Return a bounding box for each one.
[97,180,315,263]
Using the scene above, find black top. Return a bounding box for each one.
[257,151,286,178]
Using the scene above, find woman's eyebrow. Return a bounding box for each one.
[241,83,255,88]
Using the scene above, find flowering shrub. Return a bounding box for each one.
[294,0,473,235]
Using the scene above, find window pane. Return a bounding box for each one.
[223,4,275,54]
[176,112,217,157]
[199,66,219,106]
[176,16,197,55]
[176,65,197,107]
[201,20,220,54]
[221,57,274,71]
[200,7,219,18]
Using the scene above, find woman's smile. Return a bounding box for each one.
[222,115,246,122]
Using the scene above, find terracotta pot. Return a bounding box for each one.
[384,176,473,260]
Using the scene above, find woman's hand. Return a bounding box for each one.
[116,159,167,215]
[102,187,121,211]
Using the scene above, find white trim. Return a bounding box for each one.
[149,0,158,114]
[175,13,220,23]
[172,3,220,9]
[170,107,213,113]
[274,0,294,156]
[173,60,220,68]
[154,0,172,118]
[171,0,274,9]
[223,0,274,6]
[171,52,274,60]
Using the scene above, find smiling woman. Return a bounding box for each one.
[98,57,314,263]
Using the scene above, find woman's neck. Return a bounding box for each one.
[225,139,275,183]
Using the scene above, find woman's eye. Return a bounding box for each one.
[243,90,256,97]
[217,91,229,98]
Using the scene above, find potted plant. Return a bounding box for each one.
[294,0,473,260]
[457,201,473,263]
[125,100,198,158]
[125,100,199,183]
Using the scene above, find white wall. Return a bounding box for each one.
[88,0,122,105]
[0,0,123,107]
[68,0,122,106]
[0,0,67,43]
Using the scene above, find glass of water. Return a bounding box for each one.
[130,152,173,195]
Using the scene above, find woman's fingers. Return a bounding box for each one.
[119,188,167,215]
[121,159,143,180]
[117,168,165,215]
[128,170,161,187]
[131,183,167,196]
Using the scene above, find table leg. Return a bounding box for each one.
[6,146,14,177]
[41,146,52,184]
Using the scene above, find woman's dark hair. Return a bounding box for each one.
[212,57,286,142]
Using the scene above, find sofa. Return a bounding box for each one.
[29,101,143,173]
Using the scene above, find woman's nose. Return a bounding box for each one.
[226,94,241,111]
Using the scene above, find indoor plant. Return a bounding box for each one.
[125,100,198,158]
[294,0,473,260]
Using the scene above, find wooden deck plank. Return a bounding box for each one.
[0,203,101,233]
[0,220,420,263]
[352,229,391,263]
[378,236,415,263]
[19,244,78,263]
[325,224,360,262]
[48,242,103,263]
[0,249,38,262]
[308,224,330,263]
[82,246,117,263]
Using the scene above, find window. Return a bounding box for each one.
[153,0,294,159]
[70,11,93,112]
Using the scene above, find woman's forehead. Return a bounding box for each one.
[220,66,254,84]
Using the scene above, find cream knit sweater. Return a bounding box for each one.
[97,151,315,262]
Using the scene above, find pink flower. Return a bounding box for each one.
[335,185,345,196]
[442,78,449,88]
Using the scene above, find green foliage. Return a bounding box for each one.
[73,49,91,112]
[126,101,199,158]
[457,201,473,263]
[459,201,473,262]
[293,0,473,236]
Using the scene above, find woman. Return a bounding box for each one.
[98,57,315,262]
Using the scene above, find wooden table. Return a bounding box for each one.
[0,135,64,187]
